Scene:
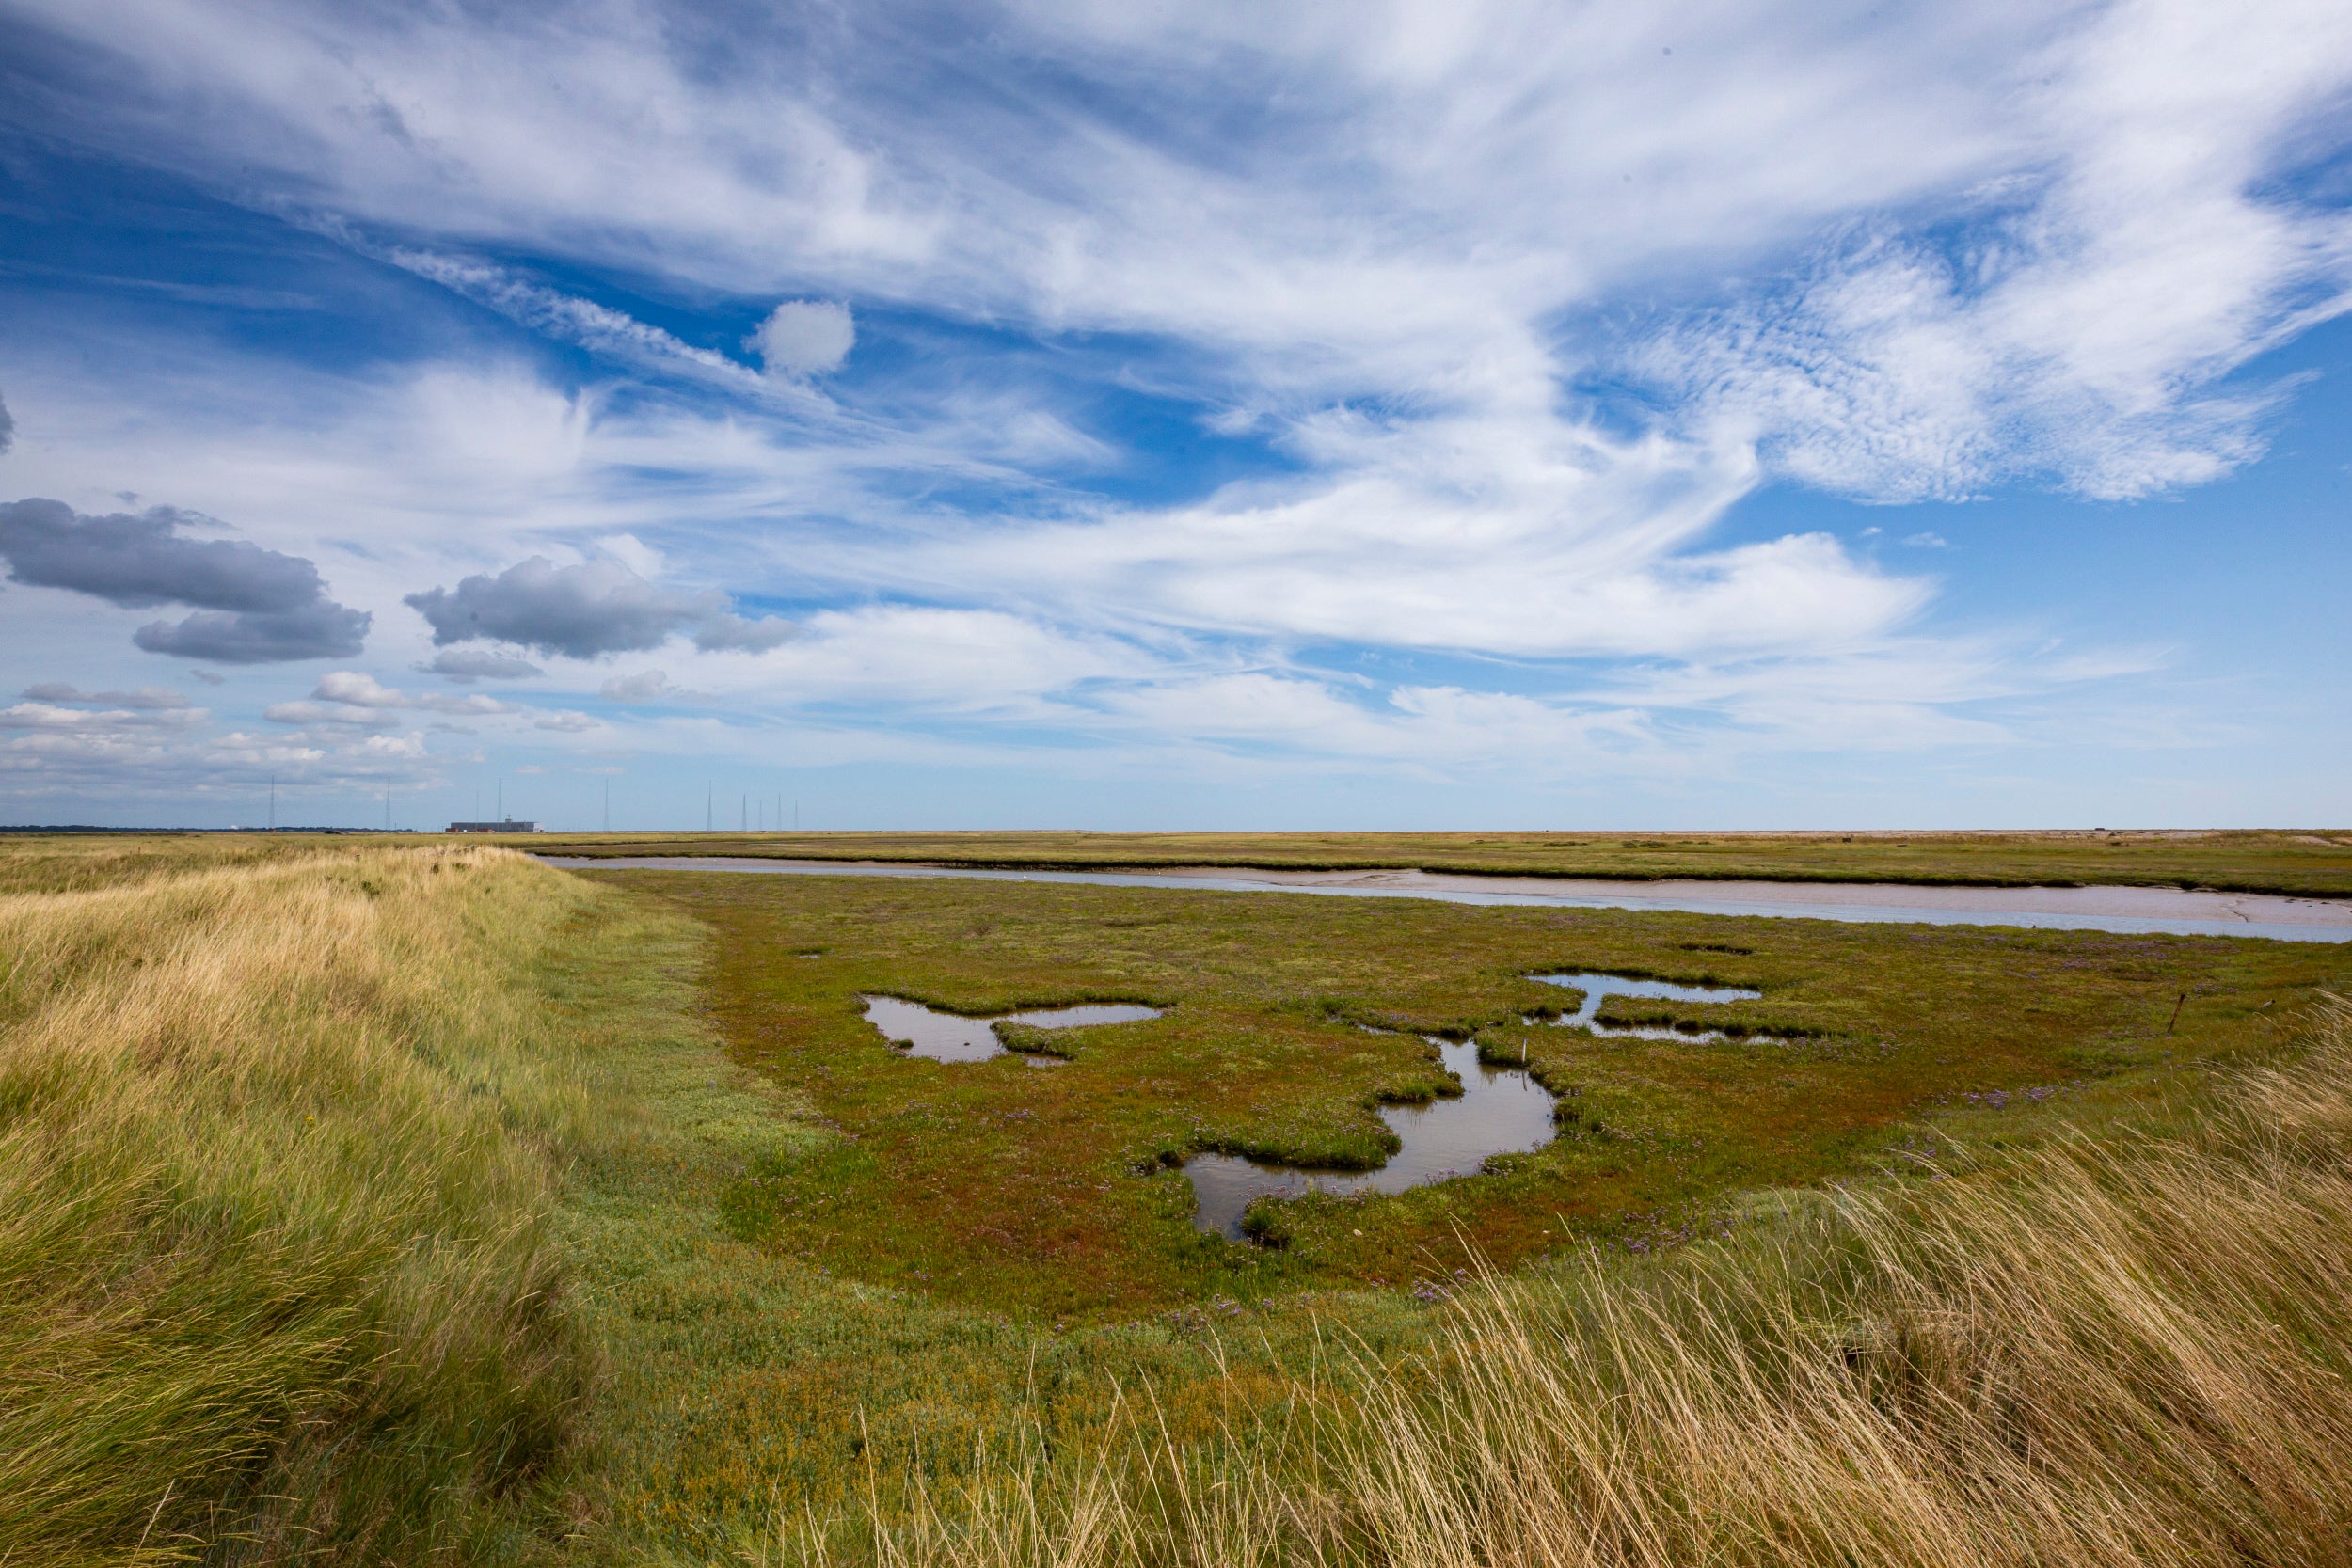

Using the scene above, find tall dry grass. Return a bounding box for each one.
[814,999,2352,1568]
[0,844,596,1563]
[1327,1015,2352,1567]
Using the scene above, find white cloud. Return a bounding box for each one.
[0,700,206,732]
[3,0,2347,800]
[749,301,855,377]
[21,682,193,709]
[1639,0,2352,502]
[599,669,704,703]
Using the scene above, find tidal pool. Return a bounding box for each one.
[859,994,1161,1063]
[1529,972,1772,1043]
[1185,1037,1559,1240]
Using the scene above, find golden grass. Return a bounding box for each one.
[0,842,596,1563]
[792,998,2352,1568]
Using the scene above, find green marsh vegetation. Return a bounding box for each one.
[649,865,2328,1307]
[7,835,2352,1566]
[528,826,2352,897]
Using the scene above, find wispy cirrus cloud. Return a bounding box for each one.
[0,0,2346,818]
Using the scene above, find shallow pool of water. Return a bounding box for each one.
[1528,972,1775,1043]
[1184,1037,1559,1240]
[859,994,1161,1062]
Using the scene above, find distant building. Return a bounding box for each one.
[446,819,541,833]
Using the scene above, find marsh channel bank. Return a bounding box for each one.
[536,855,2352,942]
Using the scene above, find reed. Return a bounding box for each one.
[0,843,595,1563]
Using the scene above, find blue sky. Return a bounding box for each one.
[0,0,2345,830]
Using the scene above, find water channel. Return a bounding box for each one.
[1528,972,1776,1044]
[860,994,1161,1063]
[1184,1036,1561,1240]
[1183,973,1776,1237]
[536,856,2352,942]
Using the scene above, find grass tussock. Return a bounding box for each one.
[808,998,2352,1568]
[0,844,596,1563]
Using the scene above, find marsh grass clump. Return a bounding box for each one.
[0,843,595,1563]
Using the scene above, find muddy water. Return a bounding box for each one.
[1529,972,1775,1044]
[860,995,1161,1063]
[537,857,2352,942]
[1184,1037,1559,1240]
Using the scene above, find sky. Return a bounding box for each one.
[0,0,2346,832]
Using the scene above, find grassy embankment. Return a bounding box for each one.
[8,835,2352,1565]
[525,827,2352,896]
[0,836,816,1563]
[0,838,593,1560]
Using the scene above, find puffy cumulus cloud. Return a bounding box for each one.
[0,655,460,801]
[264,671,515,726]
[418,648,543,683]
[598,669,706,703]
[0,498,323,610]
[311,670,511,714]
[0,497,372,662]
[262,699,402,729]
[134,602,372,663]
[405,556,793,659]
[22,682,191,709]
[749,301,854,377]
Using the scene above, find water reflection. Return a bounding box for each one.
[1528,972,1772,1043]
[860,994,1162,1062]
[1185,1037,1558,1240]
